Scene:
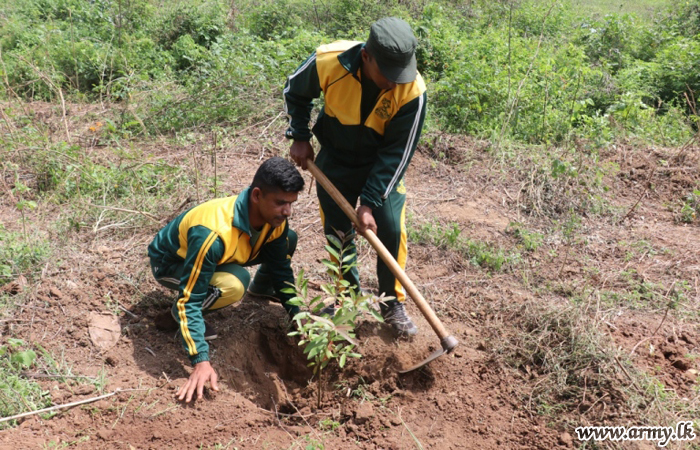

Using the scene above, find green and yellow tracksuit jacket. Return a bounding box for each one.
[283,40,427,209]
[147,187,294,365]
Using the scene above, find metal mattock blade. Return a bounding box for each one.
[398,347,446,374]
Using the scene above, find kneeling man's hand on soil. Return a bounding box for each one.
[177,361,220,403]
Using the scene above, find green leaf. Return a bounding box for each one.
[324,246,340,260]
[7,338,24,348]
[11,349,36,368]
[339,353,347,368]
[322,260,340,274]
[326,234,342,249]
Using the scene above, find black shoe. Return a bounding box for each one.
[154,310,179,332]
[204,321,218,341]
[381,301,418,337]
[319,303,336,317]
[247,280,280,302]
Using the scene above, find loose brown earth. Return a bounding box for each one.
[1,103,699,449]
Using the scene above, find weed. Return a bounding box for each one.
[0,339,51,427]
[0,224,49,286]
[506,222,543,251]
[408,219,518,272]
[318,418,341,432]
[677,189,700,223]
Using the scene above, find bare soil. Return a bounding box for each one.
[1,103,699,449]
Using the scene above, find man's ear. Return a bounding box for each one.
[250,187,262,205]
[361,48,370,63]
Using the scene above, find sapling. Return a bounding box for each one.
[12,181,36,241]
[284,231,384,409]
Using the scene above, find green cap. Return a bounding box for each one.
[365,17,418,84]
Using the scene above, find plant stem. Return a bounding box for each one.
[317,367,322,410]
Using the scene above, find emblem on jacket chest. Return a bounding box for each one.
[374,98,392,120]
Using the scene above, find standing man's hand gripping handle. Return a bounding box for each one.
[356,205,377,235]
[177,361,220,403]
[290,140,314,170]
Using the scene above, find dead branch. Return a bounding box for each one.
[86,202,159,223]
[0,388,148,424]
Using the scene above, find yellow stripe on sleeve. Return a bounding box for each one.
[178,231,219,355]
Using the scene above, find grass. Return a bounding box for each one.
[570,0,673,19]
[407,218,520,272]
[483,297,699,427]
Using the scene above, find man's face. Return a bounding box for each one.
[252,188,298,228]
[361,49,397,91]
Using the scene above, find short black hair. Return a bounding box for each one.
[251,157,304,194]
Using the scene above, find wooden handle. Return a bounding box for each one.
[307,160,451,340]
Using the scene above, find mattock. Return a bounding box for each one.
[306,159,459,373]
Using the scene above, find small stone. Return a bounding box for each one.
[687,369,698,376]
[49,287,64,299]
[97,429,114,441]
[354,402,374,425]
[435,397,447,411]
[559,432,573,447]
[75,385,94,396]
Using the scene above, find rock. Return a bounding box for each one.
[354,402,374,425]
[559,432,573,447]
[97,429,114,440]
[435,397,447,411]
[75,385,94,396]
[49,287,64,299]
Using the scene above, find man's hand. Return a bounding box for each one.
[356,205,377,235]
[290,140,314,170]
[177,361,219,403]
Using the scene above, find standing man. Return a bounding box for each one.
[148,157,304,402]
[283,17,426,337]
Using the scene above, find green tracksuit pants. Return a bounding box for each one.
[315,150,408,303]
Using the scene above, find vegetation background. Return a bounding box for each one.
[1,0,699,447]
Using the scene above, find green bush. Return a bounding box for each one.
[652,37,700,113]
[152,0,227,50]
